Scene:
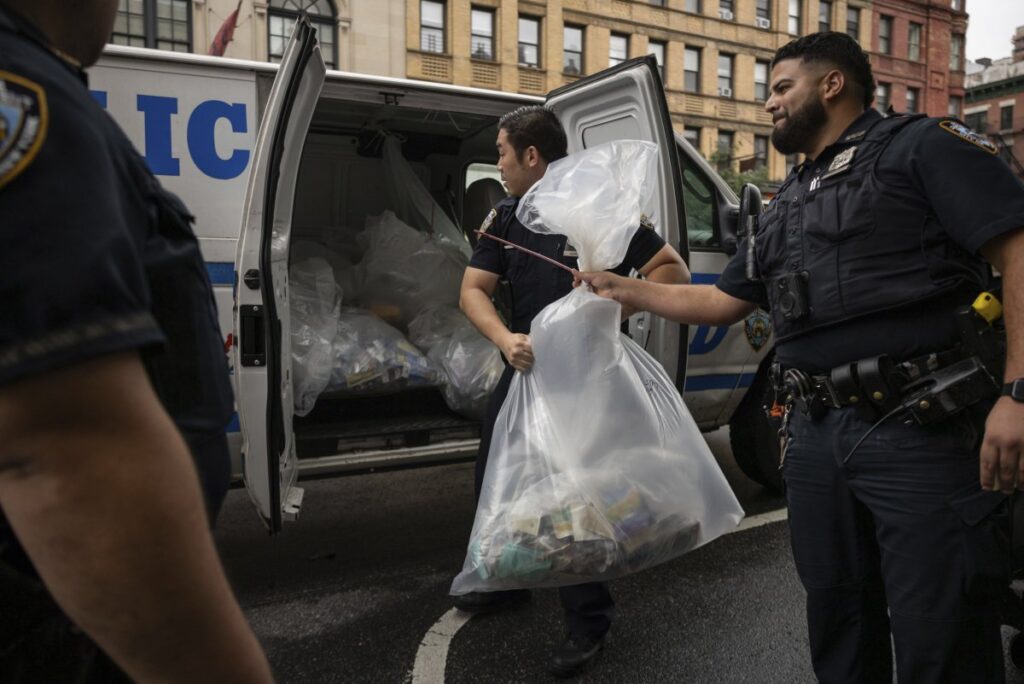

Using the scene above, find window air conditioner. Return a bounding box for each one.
[755,17,771,29]
[719,87,733,97]
[719,9,735,20]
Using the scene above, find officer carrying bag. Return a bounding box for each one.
[450,142,743,593]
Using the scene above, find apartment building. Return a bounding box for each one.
[964,26,1024,180]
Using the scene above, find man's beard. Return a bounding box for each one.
[771,95,827,155]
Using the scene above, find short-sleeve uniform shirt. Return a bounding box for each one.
[0,7,232,435]
[470,196,666,334]
[716,108,1024,372]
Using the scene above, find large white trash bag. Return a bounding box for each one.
[289,257,341,416]
[451,141,743,593]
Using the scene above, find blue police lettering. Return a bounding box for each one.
[88,90,250,180]
[689,325,728,355]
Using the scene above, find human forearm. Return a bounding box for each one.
[592,276,753,326]
[0,355,273,683]
[460,286,512,348]
[622,262,691,319]
[996,230,1024,382]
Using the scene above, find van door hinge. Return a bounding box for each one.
[239,305,266,367]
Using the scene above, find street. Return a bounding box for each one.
[213,429,1024,683]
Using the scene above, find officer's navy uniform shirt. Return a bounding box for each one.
[470,196,666,334]
[717,108,1024,373]
[0,6,233,436]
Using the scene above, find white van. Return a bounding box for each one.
[89,21,779,531]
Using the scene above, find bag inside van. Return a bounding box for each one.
[286,99,508,462]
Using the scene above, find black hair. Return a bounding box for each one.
[497,105,568,163]
[771,31,876,110]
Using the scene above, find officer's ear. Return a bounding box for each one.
[820,68,846,104]
[523,145,543,169]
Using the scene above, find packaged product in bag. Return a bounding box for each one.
[289,257,341,416]
[451,141,744,594]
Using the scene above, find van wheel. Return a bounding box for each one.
[729,365,784,493]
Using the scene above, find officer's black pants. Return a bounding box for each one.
[475,365,615,641]
[784,406,1009,684]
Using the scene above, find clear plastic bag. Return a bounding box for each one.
[451,141,743,593]
[325,308,441,395]
[289,257,341,416]
[355,211,467,328]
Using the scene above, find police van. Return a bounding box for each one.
[89,21,778,532]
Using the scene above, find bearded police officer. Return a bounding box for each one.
[457,105,688,677]
[0,1,272,681]
[580,32,1024,683]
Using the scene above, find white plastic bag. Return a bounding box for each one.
[289,257,341,416]
[451,141,743,593]
[326,308,441,395]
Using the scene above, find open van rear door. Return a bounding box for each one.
[545,56,689,388]
[234,17,325,531]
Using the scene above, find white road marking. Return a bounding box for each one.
[410,607,473,684]
[734,506,789,532]
[408,507,788,682]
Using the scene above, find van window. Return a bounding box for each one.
[465,162,501,190]
[680,156,719,249]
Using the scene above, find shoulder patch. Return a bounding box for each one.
[639,213,655,230]
[0,71,48,190]
[938,120,997,155]
[479,207,497,234]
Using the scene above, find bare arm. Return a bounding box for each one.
[620,244,691,319]
[578,269,756,327]
[0,352,273,684]
[459,267,534,371]
[978,227,1024,492]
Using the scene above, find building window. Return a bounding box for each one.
[269,0,337,68]
[906,87,919,114]
[470,8,494,60]
[756,0,772,26]
[875,82,891,113]
[950,34,964,70]
[717,130,734,170]
[948,96,962,118]
[683,127,701,148]
[818,1,831,32]
[684,47,701,92]
[112,0,191,52]
[785,153,799,175]
[846,7,859,40]
[610,33,629,67]
[754,135,769,170]
[649,40,666,81]
[754,60,769,101]
[519,16,540,68]
[951,0,962,10]
[719,0,735,20]
[788,0,801,35]
[564,25,584,74]
[878,15,892,54]
[649,0,666,5]
[419,0,445,54]
[965,111,987,133]
[1001,105,1014,131]
[908,22,922,61]
[718,53,734,97]
[685,0,701,13]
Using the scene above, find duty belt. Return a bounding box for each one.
[772,348,998,424]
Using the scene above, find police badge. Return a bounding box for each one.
[743,310,772,351]
[0,71,48,190]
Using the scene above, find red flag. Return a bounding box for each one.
[208,1,242,57]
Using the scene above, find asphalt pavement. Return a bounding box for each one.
[212,429,1024,683]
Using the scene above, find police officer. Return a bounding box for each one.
[580,32,1024,683]
[0,1,272,681]
[457,105,689,677]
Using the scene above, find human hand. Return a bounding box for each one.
[574,270,627,300]
[979,397,1024,493]
[500,332,534,372]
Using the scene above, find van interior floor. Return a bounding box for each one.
[293,388,481,459]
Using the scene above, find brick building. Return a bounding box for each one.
[866,0,967,119]
[964,25,1024,179]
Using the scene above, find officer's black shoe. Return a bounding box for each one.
[452,589,530,614]
[548,633,606,678]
